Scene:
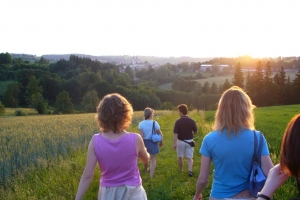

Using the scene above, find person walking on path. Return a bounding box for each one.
[193,86,273,200]
[75,93,149,200]
[173,104,198,177]
[138,107,163,178]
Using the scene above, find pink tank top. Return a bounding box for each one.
[93,133,142,187]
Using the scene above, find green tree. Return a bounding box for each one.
[264,61,272,83]
[36,101,47,114]
[78,72,100,93]
[31,93,48,114]
[282,76,293,105]
[202,82,210,94]
[4,82,21,107]
[0,52,12,64]
[250,61,264,105]
[0,101,5,115]
[124,66,134,79]
[222,79,232,92]
[81,90,99,113]
[177,62,190,72]
[55,91,74,114]
[135,68,148,79]
[274,66,286,87]
[39,74,61,104]
[261,61,278,106]
[244,71,251,91]
[38,57,49,65]
[210,82,218,94]
[26,76,43,106]
[274,67,286,104]
[291,68,300,103]
[160,102,174,110]
[232,62,244,88]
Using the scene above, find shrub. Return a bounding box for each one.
[15,110,27,116]
[47,110,53,115]
[36,101,47,114]
[0,101,5,115]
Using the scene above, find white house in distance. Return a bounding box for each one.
[200,64,229,71]
[200,64,212,71]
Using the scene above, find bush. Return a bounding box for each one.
[36,101,47,114]
[0,101,5,115]
[15,110,27,116]
[47,110,53,115]
[160,102,175,110]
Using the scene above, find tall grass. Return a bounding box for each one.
[0,106,299,199]
[0,114,98,186]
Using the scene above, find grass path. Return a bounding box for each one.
[1,106,300,199]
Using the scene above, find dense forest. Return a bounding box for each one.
[0,52,300,114]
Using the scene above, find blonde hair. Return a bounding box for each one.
[96,93,133,133]
[144,107,154,120]
[213,86,256,136]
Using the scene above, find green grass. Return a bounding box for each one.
[1,106,300,199]
[1,107,39,116]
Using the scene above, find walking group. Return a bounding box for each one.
[75,86,300,200]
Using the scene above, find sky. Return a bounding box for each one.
[1,0,300,58]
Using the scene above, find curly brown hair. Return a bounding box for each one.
[95,93,133,133]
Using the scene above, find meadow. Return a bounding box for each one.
[159,71,297,90]
[0,105,300,199]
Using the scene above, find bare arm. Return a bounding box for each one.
[261,155,274,177]
[136,134,150,165]
[173,133,178,150]
[139,129,144,139]
[156,129,163,146]
[257,164,288,200]
[75,137,97,200]
[193,155,211,200]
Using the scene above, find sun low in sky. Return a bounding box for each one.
[1,0,300,58]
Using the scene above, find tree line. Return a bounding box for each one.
[0,52,300,115]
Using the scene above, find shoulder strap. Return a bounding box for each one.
[257,131,264,166]
[152,121,155,134]
[252,130,258,163]
[253,130,264,166]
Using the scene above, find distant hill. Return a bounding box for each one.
[41,54,213,65]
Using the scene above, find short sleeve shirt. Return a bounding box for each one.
[173,116,197,140]
[200,129,270,198]
[138,120,160,140]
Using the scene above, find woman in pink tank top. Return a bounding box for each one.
[75,93,150,200]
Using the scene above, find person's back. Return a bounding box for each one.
[193,86,273,200]
[75,93,149,200]
[175,116,197,140]
[94,133,141,186]
[201,129,269,197]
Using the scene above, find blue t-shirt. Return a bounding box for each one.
[138,120,160,140]
[200,129,270,198]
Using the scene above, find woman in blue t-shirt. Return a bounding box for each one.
[138,107,163,178]
[193,86,274,200]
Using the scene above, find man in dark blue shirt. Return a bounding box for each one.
[173,104,198,176]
